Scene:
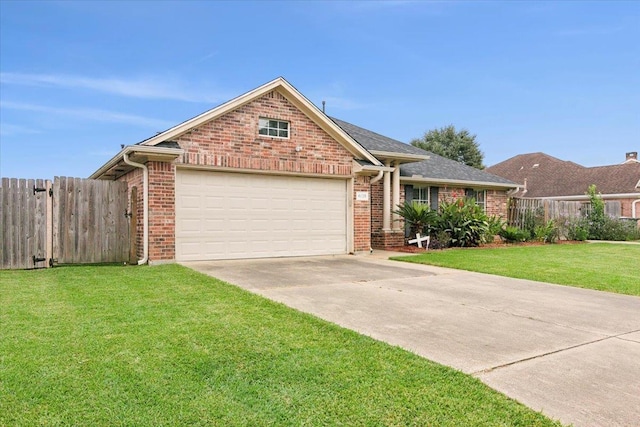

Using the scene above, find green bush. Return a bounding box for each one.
[564,218,590,241]
[599,217,640,241]
[522,206,545,239]
[534,220,559,243]
[435,198,489,247]
[585,184,606,239]
[486,215,506,238]
[499,226,529,243]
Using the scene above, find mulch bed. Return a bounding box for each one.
[386,239,585,253]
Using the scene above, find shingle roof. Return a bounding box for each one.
[400,153,516,185]
[332,118,516,187]
[331,117,428,156]
[486,152,640,197]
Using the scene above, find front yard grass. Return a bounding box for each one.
[0,264,561,426]
[393,242,640,296]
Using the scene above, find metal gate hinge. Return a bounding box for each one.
[33,255,46,264]
[33,185,47,195]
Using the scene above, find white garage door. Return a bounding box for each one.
[175,169,348,261]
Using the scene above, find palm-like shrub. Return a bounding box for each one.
[394,201,437,237]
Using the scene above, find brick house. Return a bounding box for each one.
[486,152,640,220]
[90,78,515,263]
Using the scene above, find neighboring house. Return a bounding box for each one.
[486,152,640,219]
[90,77,516,263]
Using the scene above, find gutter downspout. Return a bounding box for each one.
[370,170,384,184]
[123,153,149,265]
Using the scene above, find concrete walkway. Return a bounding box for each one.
[183,253,640,427]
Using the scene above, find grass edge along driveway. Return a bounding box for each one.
[392,242,640,296]
[0,264,562,426]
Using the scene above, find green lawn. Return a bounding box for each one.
[0,265,561,427]
[393,242,640,296]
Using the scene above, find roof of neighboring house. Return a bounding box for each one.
[486,152,640,197]
[333,118,516,188]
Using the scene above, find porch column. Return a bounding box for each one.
[382,160,391,231]
[392,161,401,230]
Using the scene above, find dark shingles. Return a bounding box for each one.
[401,153,516,184]
[333,117,515,186]
[156,140,181,149]
[331,117,428,156]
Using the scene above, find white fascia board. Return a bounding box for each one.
[400,176,517,190]
[353,163,395,175]
[89,145,183,179]
[369,150,430,163]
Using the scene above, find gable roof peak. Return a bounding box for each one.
[136,77,381,166]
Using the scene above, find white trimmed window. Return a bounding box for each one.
[412,186,430,206]
[259,118,289,138]
[472,190,486,211]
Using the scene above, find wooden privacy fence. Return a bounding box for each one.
[508,198,622,228]
[1,177,131,269]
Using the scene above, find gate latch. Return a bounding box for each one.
[33,186,52,196]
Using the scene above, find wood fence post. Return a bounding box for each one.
[46,180,53,267]
[544,200,549,223]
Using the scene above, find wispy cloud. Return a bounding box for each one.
[0,72,227,103]
[0,123,42,136]
[1,101,173,128]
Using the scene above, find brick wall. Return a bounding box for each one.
[353,175,371,251]
[438,186,467,202]
[371,180,384,232]
[117,161,176,263]
[175,90,353,176]
[147,161,175,262]
[486,190,509,219]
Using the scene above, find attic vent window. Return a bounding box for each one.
[259,118,289,138]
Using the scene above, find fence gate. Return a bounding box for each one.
[53,177,129,265]
[0,178,51,269]
[1,176,130,269]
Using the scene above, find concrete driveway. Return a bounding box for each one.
[183,253,640,427]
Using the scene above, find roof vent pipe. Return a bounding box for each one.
[123,152,149,265]
[322,100,326,113]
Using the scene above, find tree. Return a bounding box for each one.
[410,125,485,169]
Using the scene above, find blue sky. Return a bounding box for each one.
[1,0,638,179]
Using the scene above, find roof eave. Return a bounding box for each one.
[89,145,184,180]
[370,150,430,163]
[353,160,395,175]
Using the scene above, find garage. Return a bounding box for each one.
[175,169,348,261]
